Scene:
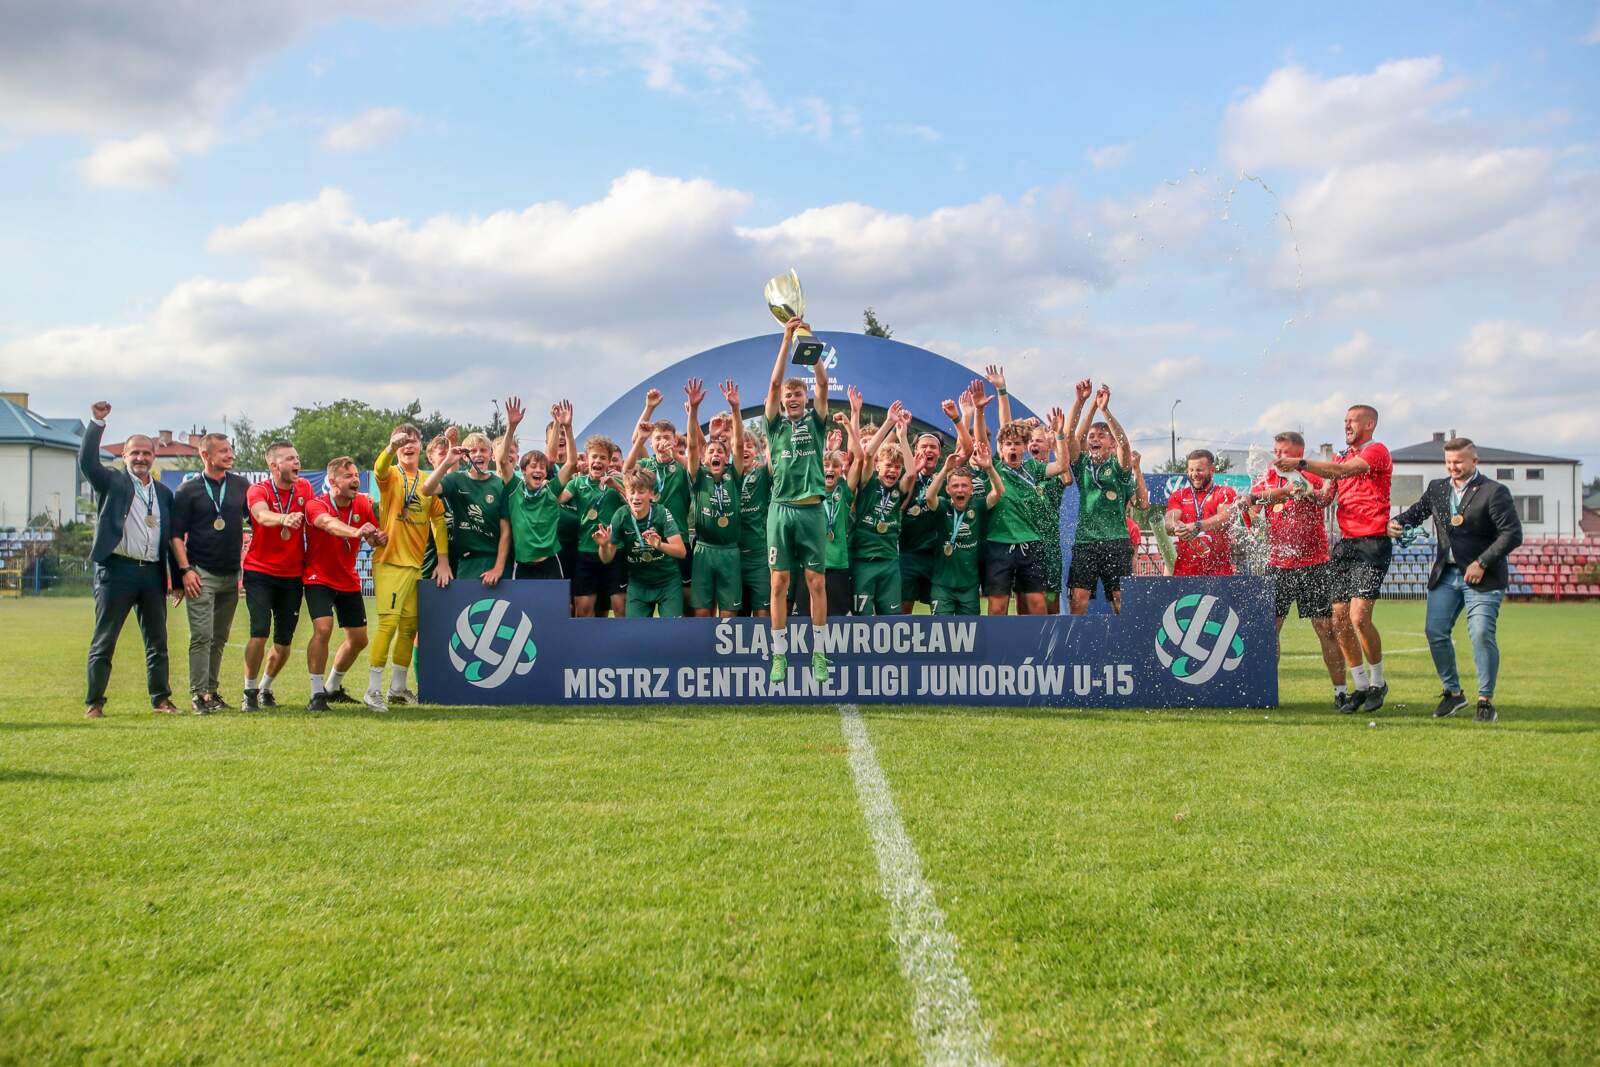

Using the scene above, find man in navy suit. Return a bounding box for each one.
[1390,437,1522,722]
[79,401,185,718]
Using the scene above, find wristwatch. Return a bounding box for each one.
[1296,459,1308,471]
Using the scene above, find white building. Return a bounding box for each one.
[1390,432,1584,539]
[0,392,101,528]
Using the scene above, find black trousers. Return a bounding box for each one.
[86,556,171,707]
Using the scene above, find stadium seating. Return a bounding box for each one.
[1377,534,1600,601]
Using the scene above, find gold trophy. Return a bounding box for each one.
[764,268,828,366]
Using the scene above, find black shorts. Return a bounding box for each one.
[983,541,1047,596]
[1271,563,1333,620]
[1330,535,1391,602]
[679,543,694,584]
[243,570,302,645]
[793,568,853,617]
[558,544,578,586]
[304,584,366,629]
[1067,538,1133,596]
[515,556,565,580]
[572,552,626,599]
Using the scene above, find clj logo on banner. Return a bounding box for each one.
[1155,593,1245,686]
[448,598,539,688]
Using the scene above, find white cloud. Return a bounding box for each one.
[321,107,419,152]
[1328,329,1374,368]
[76,132,181,189]
[0,170,1116,429]
[1223,58,1600,294]
[888,123,942,144]
[1223,57,1470,170]
[1087,143,1130,170]
[0,1,410,135]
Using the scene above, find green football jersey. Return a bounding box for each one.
[987,459,1049,544]
[550,463,581,549]
[930,496,989,590]
[608,503,681,587]
[639,456,691,532]
[567,474,625,556]
[438,471,505,557]
[850,475,907,561]
[692,466,741,548]
[765,411,828,503]
[900,469,945,554]
[824,480,854,569]
[505,476,561,562]
[738,466,772,556]
[1072,453,1136,544]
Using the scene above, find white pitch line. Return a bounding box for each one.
[1282,645,1430,660]
[839,703,1000,1067]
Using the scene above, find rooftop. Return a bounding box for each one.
[0,393,97,452]
[1392,432,1577,466]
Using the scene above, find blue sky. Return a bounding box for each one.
[2,1,1596,466]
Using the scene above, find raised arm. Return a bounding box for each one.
[497,395,524,483]
[974,442,1003,508]
[970,379,994,453]
[684,378,706,478]
[1044,407,1072,481]
[421,446,466,496]
[926,452,957,508]
[80,402,119,492]
[621,415,652,474]
[813,335,829,420]
[985,365,1012,428]
[721,380,745,476]
[1131,451,1149,510]
[1285,447,1371,481]
[766,318,806,420]
[892,410,917,498]
[943,394,975,457]
[1096,384,1132,469]
[862,400,902,462]
[1067,378,1092,463]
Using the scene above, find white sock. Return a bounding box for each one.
[812,624,826,655]
[772,628,789,657]
[309,674,325,695]
[389,665,409,693]
[261,674,275,693]
[327,669,345,692]
[245,676,261,691]
[1334,684,1347,696]
[1350,665,1369,689]
[1368,660,1384,686]
[368,667,384,692]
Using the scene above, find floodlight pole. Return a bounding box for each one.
[1169,399,1182,467]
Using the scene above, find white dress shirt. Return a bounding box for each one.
[115,473,162,562]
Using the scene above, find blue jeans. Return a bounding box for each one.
[1425,566,1504,697]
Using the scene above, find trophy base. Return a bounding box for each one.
[790,337,828,366]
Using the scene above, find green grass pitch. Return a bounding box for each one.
[1,596,1597,1063]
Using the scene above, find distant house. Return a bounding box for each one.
[102,428,206,465]
[1391,432,1585,539]
[0,391,107,527]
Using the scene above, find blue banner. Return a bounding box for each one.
[417,577,1278,708]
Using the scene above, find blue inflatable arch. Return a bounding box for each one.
[578,332,1039,450]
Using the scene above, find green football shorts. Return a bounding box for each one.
[768,501,826,573]
[689,542,742,613]
[851,556,902,616]
[626,579,684,618]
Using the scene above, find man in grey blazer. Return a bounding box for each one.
[79,401,185,718]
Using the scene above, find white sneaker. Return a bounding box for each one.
[388,688,416,706]
[363,688,388,712]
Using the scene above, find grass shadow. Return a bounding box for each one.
[0,768,123,784]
